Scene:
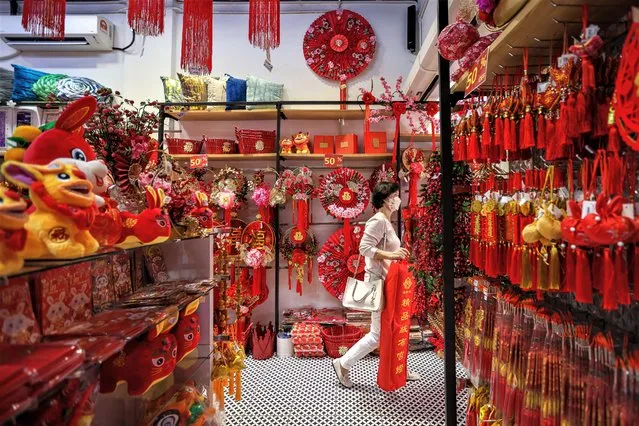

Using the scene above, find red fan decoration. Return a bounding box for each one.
[317,225,365,300]
[303,9,376,108]
[369,162,398,192]
[319,168,370,256]
[614,8,639,150]
[181,0,213,74]
[281,227,318,296]
[22,0,66,39]
[128,0,165,37]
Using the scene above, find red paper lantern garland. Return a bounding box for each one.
[317,225,365,300]
[303,9,376,106]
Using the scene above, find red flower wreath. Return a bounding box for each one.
[369,162,398,192]
[317,225,365,300]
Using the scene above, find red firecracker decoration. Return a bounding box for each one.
[22,0,66,39]
[303,9,376,108]
[248,0,280,51]
[128,0,165,37]
[181,0,213,74]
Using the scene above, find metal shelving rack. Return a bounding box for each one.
[158,100,421,332]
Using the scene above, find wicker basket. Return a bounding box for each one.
[166,137,203,155]
[234,127,276,154]
[321,325,364,358]
[205,138,237,154]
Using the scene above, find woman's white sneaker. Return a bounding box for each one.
[332,359,353,388]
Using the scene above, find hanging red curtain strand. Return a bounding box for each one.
[128,0,165,37]
[181,0,213,74]
[248,0,280,50]
[22,0,66,39]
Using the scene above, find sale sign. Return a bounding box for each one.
[323,154,343,168]
[189,154,209,169]
[465,47,489,97]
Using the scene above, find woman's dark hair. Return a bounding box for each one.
[371,182,400,209]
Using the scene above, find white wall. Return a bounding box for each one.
[1,3,416,102]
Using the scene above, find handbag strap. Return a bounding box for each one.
[352,219,387,279]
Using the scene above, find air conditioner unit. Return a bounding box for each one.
[404,0,439,101]
[0,15,114,52]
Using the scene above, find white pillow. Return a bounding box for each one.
[205,76,226,110]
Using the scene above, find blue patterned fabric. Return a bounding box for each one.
[225,75,247,110]
[11,64,48,102]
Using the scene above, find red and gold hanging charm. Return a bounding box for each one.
[22,0,66,39]
[240,221,275,298]
[391,101,407,165]
[128,0,165,36]
[181,0,213,74]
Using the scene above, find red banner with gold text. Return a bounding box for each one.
[377,261,415,391]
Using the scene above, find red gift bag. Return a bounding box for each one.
[377,261,415,391]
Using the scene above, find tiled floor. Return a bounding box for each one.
[224,351,468,426]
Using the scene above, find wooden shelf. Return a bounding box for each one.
[165,108,391,121]
[281,153,393,161]
[450,0,634,93]
[165,109,278,121]
[171,153,276,161]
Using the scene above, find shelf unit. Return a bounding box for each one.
[158,100,421,332]
[450,0,635,93]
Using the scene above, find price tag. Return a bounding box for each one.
[323,154,343,168]
[189,154,209,169]
[465,47,489,97]
[622,203,635,219]
[581,200,597,219]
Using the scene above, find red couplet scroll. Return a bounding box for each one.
[377,260,415,392]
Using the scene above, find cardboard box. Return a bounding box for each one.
[364,132,387,154]
[313,135,334,154]
[335,134,358,154]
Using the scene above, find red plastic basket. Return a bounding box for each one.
[235,127,276,154]
[321,325,364,358]
[205,138,237,154]
[166,137,203,155]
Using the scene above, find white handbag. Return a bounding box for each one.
[342,229,385,313]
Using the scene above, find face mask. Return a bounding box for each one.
[386,196,401,212]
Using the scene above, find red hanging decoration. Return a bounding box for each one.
[248,0,280,50]
[22,0,66,39]
[128,0,165,36]
[181,0,213,74]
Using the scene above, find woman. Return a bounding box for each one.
[332,182,420,388]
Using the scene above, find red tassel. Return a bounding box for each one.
[615,246,630,305]
[545,117,557,160]
[536,114,546,149]
[608,124,621,153]
[558,102,570,147]
[577,91,592,134]
[564,246,575,294]
[594,98,610,137]
[602,248,618,310]
[510,246,521,284]
[481,114,492,148]
[467,131,480,161]
[343,219,352,256]
[248,0,280,50]
[181,0,213,74]
[252,266,262,296]
[22,0,66,39]
[575,248,593,303]
[510,118,519,152]
[288,266,292,291]
[459,134,468,161]
[582,57,596,91]
[503,116,513,151]
[567,93,580,139]
[634,246,639,301]
[522,108,535,149]
[128,0,165,36]
[495,116,504,147]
